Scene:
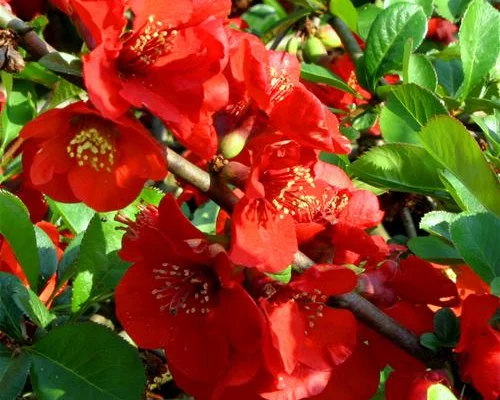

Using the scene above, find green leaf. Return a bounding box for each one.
[12,287,55,329]
[300,63,359,96]
[329,0,358,32]
[363,3,427,89]
[491,277,500,296]
[38,52,83,77]
[432,59,464,97]
[420,116,500,216]
[434,308,460,344]
[457,0,500,99]
[356,4,382,40]
[192,200,220,235]
[350,144,447,196]
[0,272,26,341]
[57,232,84,285]
[48,79,85,108]
[427,384,459,400]
[0,78,37,153]
[0,191,39,291]
[450,212,500,284]
[34,225,58,284]
[420,332,441,351]
[242,4,281,36]
[380,84,448,144]
[434,0,471,21]
[419,211,458,241]
[15,62,59,88]
[266,266,293,284]
[71,215,130,312]
[408,236,463,264]
[439,169,486,213]
[407,54,437,91]
[46,199,95,235]
[28,323,145,400]
[263,0,288,17]
[384,0,434,18]
[0,351,31,400]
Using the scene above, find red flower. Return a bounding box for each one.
[72,0,230,158]
[257,265,358,399]
[115,195,265,396]
[21,101,166,211]
[427,18,457,45]
[455,294,500,400]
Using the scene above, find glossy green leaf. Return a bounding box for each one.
[380,84,448,144]
[48,79,85,108]
[12,287,55,329]
[407,236,463,264]
[363,3,427,89]
[300,63,358,95]
[15,62,59,88]
[266,266,293,284]
[0,351,31,400]
[407,54,437,91]
[432,59,464,97]
[427,384,459,400]
[34,225,58,284]
[434,0,471,21]
[434,308,460,344]
[357,4,382,40]
[439,169,486,214]
[457,0,500,99]
[57,232,84,285]
[0,78,37,153]
[491,277,500,297]
[192,200,220,235]
[419,211,458,242]
[242,4,281,36]
[350,144,447,196]
[263,0,287,17]
[329,0,358,32]
[450,212,500,285]
[384,0,433,18]
[0,191,39,291]
[46,199,95,235]
[420,332,441,351]
[0,273,26,341]
[38,52,83,77]
[71,215,130,312]
[28,323,145,400]
[420,116,500,215]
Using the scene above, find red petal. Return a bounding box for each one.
[338,190,383,229]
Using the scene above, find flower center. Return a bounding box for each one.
[268,67,294,105]
[66,117,117,172]
[118,15,178,73]
[263,166,350,223]
[151,262,219,316]
[292,289,329,334]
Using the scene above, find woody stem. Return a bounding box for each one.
[1,4,443,370]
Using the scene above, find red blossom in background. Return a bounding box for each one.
[21,101,166,211]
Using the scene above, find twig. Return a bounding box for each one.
[1,5,443,369]
[329,16,362,60]
[401,207,418,238]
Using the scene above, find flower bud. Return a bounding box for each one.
[286,36,301,55]
[318,24,342,49]
[219,130,248,159]
[303,36,328,64]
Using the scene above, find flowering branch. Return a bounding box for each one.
[1,4,443,370]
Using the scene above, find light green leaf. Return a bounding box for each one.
[349,144,447,197]
[242,4,281,36]
[38,52,83,77]
[439,169,487,213]
[427,384,459,400]
[384,0,433,18]
[12,287,55,329]
[432,59,464,97]
[457,0,500,99]
[329,0,358,32]
[380,84,448,144]
[420,116,500,215]
[363,3,427,89]
[46,199,95,235]
[407,54,438,91]
[434,0,471,21]
[28,323,145,400]
[419,211,458,241]
[450,212,500,284]
[0,78,37,153]
[0,191,39,291]
[356,4,382,40]
[408,236,463,264]
[71,215,129,312]
[266,266,293,284]
[300,63,359,95]
[192,200,220,235]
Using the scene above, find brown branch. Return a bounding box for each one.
[1,5,443,369]
[329,16,362,61]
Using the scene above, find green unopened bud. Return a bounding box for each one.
[318,24,342,49]
[286,36,301,55]
[303,36,328,64]
[219,130,248,159]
